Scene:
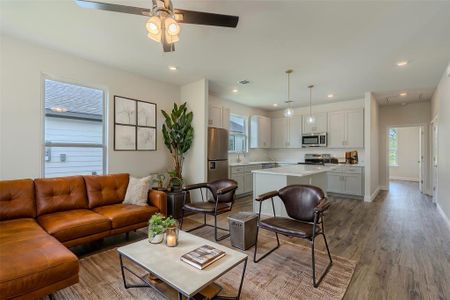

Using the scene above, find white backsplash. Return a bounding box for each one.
[228,148,365,165]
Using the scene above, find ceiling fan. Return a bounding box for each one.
[75,0,239,52]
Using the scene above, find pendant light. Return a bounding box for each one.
[284,69,294,118]
[307,85,315,124]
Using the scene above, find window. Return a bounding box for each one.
[389,128,398,167]
[43,79,105,177]
[228,114,247,153]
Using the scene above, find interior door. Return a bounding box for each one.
[418,126,424,193]
[432,121,438,203]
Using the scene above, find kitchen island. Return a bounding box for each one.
[252,164,336,217]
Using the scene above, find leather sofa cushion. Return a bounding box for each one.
[38,209,111,242]
[93,204,158,229]
[84,173,129,209]
[259,217,321,238]
[0,219,79,299]
[35,176,88,216]
[0,179,35,220]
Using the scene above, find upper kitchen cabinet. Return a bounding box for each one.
[327,109,364,148]
[208,105,230,130]
[271,116,302,148]
[302,112,327,134]
[250,115,271,148]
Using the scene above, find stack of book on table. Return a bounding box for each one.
[181,245,226,270]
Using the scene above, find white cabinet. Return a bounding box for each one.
[302,112,327,134]
[327,109,364,148]
[346,110,364,148]
[327,166,363,196]
[327,111,346,148]
[230,164,262,196]
[244,173,253,194]
[271,117,289,148]
[288,116,303,148]
[250,115,271,148]
[233,174,245,195]
[327,173,343,194]
[208,105,230,129]
[271,116,302,148]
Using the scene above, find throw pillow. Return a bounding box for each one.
[123,176,152,206]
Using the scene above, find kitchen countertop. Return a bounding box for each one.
[251,164,337,177]
[229,161,364,167]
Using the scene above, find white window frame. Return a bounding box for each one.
[228,113,248,153]
[388,128,399,167]
[41,76,107,177]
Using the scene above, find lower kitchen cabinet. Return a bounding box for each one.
[230,164,262,196]
[232,173,245,195]
[327,166,363,196]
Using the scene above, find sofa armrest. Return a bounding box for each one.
[148,190,167,217]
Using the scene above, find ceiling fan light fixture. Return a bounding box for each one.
[165,17,181,36]
[146,16,161,35]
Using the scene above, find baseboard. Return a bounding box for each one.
[389,176,419,182]
[379,186,388,191]
[437,203,450,232]
[364,186,380,202]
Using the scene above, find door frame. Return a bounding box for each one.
[430,116,438,203]
[385,123,428,193]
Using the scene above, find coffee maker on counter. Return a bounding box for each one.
[345,151,359,164]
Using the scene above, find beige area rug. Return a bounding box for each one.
[54,228,356,300]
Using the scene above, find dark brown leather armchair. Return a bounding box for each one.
[180,179,238,241]
[254,185,332,288]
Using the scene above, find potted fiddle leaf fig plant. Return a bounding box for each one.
[161,102,194,191]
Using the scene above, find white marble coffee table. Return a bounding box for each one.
[117,231,248,300]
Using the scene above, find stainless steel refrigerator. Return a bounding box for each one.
[207,127,229,181]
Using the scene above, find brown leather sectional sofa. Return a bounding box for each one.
[0,173,166,299]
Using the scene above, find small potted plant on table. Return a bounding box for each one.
[148,213,166,244]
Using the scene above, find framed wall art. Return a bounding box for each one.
[114,96,157,151]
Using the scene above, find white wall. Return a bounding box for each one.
[378,102,431,192]
[430,63,450,225]
[269,98,366,163]
[209,94,270,163]
[181,79,208,189]
[364,92,380,202]
[389,127,420,181]
[0,35,179,179]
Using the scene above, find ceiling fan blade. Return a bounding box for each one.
[75,0,151,16]
[174,9,239,28]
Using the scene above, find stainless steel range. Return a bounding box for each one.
[299,154,337,165]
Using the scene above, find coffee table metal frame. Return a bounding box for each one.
[118,251,248,300]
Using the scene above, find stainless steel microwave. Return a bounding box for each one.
[302,133,327,147]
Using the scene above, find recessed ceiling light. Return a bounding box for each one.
[400,92,407,96]
[396,61,408,67]
[327,94,334,98]
[273,104,278,107]
[232,89,238,93]
[168,66,177,71]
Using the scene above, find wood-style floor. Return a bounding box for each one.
[71,180,450,299]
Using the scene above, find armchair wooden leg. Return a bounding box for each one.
[311,233,333,288]
[253,226,280,263]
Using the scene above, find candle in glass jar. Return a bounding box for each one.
[166,234,177,247]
